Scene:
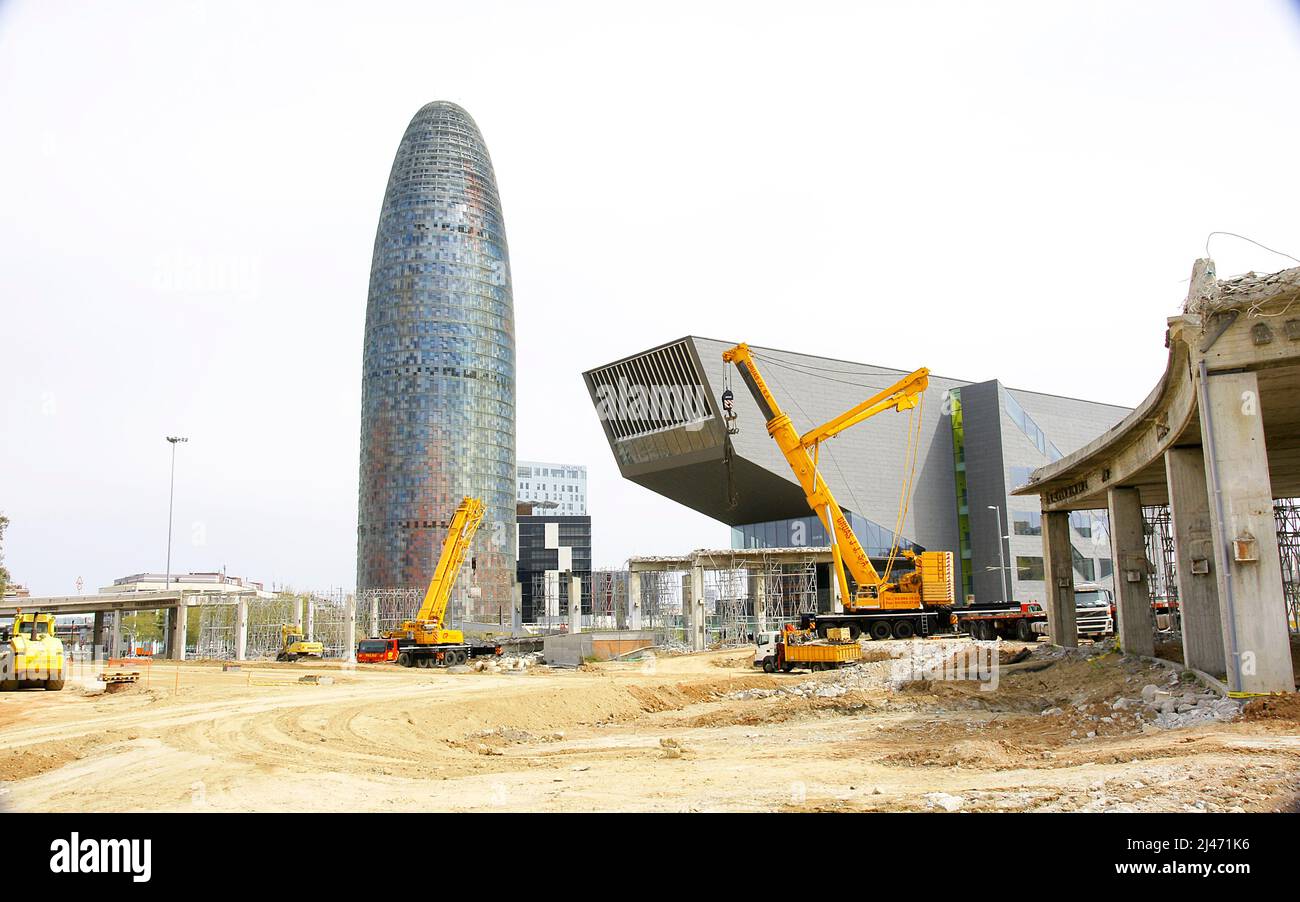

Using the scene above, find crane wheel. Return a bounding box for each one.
[894,621,915,639]
[397,652,413,668]
[870,622,892,641]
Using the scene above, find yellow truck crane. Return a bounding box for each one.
[722,343,955,640]
[383,495,494,669]
[1,611,66,691]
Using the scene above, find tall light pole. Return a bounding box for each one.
[165,436,188,590]
[988,505,1008,605]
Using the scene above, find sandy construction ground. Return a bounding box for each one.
[1,640,1298,813]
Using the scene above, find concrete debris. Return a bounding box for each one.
[924,792,965,812]
[659,737,687,759]
[473,653,541,673]
[298,675,333,685]
[1113,683,1239,730]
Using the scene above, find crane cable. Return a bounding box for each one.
[882,392,924,586]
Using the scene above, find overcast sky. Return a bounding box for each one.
[2,0,1299,596]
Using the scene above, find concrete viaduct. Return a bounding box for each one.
[1013,258,1299,695]
[0,591,357,662]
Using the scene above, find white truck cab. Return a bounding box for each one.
[753,631,780,668]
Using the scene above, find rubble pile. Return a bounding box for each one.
[1129,674,1240,729]
[473,652,543,673]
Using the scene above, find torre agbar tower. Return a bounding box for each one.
[357,101,516,620]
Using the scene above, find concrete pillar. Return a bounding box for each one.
[370,596,380,637]
[291,597,303,631]
[1164,447,1227,675]
[690,564,706,651]
[569,575,582,635]
[344,594,356,663]
[628,571,642,631]
[92,611,105,660]
[235,598,248,662]
[754,571,768,633]
[829,564,843,614]
[1199,370,1296,693]
[305,597,315,641]
[109,611,123,659]
[511,582,523,634]
[1107,487,1155,657]
[1042,510,1077,647]
[169,603,188,661]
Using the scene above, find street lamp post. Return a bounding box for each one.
[165,436,188,590]
[988,505,1008,606]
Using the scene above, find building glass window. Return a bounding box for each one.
[1012,510,1042,536]
[1016,555,1045,581]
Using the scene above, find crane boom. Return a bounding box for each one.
[721,343,950,612]
[413,496,486,628]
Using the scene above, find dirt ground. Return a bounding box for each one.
[1,640,1298,813]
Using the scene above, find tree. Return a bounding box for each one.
[0,513,10,598]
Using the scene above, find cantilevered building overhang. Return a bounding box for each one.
[582,336,963,546]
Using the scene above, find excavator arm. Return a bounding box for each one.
[412,496,486,628]
[721,343,929,606]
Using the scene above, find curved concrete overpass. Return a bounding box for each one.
[1012,259,1300,695]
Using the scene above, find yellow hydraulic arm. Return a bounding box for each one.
[721,343,935,610]
[410,496,486,631]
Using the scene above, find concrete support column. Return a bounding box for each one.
[370,597,380,638]
[291,597,303,631]
[169,603,188,661]
[305,597,315,641]
[829,564,843,614]
[1107,487,1155,657]
[569,575,582,635]
[235,598,248,662]
[109,611,123,659]
[690,564,706,651]
[628,571,642,631]
[511,582,523,634]
[1042,510,1077,647]
[92,611,105,661]
[754,571,767,633]
[344,594,356,663]
[1199,370,1296,693]
[1164,447,1227,675]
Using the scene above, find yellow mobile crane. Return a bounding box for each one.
[382,496,495,668]
[722,343,955,640]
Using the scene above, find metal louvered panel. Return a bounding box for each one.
[587,340,714,441]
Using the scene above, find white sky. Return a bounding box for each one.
[3,0,1299,596]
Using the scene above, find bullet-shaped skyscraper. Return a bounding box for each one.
[357,102,515,620]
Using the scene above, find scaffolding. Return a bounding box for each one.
[1275,498,1300,634]
[193,597,237,659]
[759,558,819,626]
[591,569,625,630]
[1142,504,1179,633]
[639,569,684,634]
[356,588,422,639]
[630,549,823,647]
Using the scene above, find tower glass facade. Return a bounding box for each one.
[357,101,516,620]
